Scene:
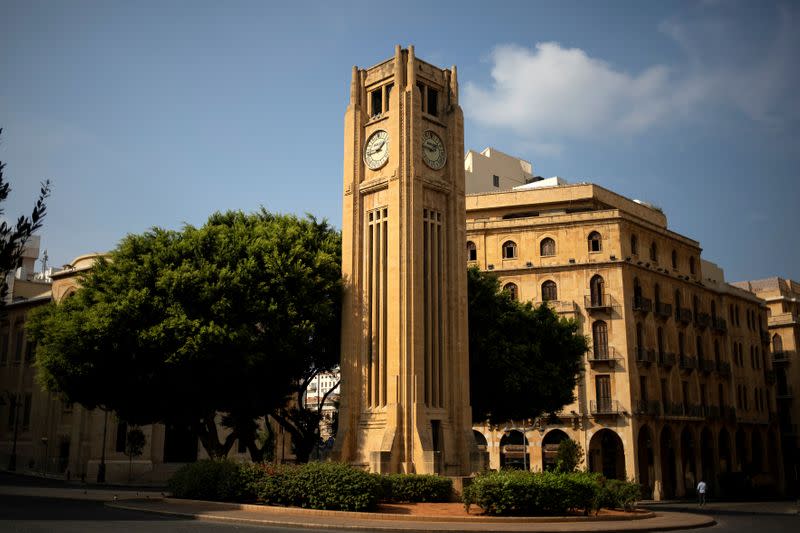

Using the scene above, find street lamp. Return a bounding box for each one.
[1,391,20,471]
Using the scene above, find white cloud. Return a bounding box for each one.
[463,5,799,152]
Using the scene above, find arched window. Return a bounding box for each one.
[674,290,682,318]
[593,321,609,358]
[671,249,677,269]
[636,322,644,352]
[630,234,638,255]
[714,339,720,365]
[590,274,605,307]
[654,283,661,307]
[540,237,556,257]
[693,295,699,317]
[542,280,557,302]
[588,231,602,252]
[650,241,658,262]
[502,240,517,259]
[689,256,696,275]
[678,332,685,357]
[657,327,664,357]
[466,241,477,262]
[711,301,717,321]
[633,277,642,301]
[696,336,704,359]
[503,282,519,301]
[772,334,783,353]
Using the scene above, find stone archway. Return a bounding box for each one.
[718,428,732,474]
[541,429,569,472]
[680,427,697,494]
[500,430,526,470]
[473,430,490,471]
[589,429,625,479]
[637,426,655,499]
[660,426,677,499]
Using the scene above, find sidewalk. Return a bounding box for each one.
[108,497,716,532]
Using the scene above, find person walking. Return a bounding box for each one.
[697,479,707,507]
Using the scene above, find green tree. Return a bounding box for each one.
[125,427,146,482]
[554,438,584,473]
[29,210,341,460]
[467,266,587,424]
[0,128,51,302]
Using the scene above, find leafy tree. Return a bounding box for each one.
[125,427,146,482]
[467,266,587,424]
[554,438,584,473]
[29,210,341,460]
[0,128,51,302]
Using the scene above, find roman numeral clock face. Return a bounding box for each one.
[422,130,446,170]
[364,130,389,170]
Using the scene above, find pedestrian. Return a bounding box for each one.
[697,479,707,507]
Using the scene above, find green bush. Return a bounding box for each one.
[463,470,604,516]
[553,439,583,473]
[380,473,453,502]
[168,459,250,502]
[596,478,641,512]
[283,462,382,511]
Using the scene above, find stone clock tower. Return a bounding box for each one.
[334,46,474,475]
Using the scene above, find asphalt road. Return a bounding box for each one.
[642,501,799,532]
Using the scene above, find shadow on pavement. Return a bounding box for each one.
[0,495,186,522]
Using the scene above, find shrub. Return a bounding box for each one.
[596,478,641,512]
[463,470,603,516]
[168,459,248,501]
[380,473,453,502]
[284,462,382,511]
[554,439,583,473]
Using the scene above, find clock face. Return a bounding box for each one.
[422,130,446,170]
[364,130,389,170]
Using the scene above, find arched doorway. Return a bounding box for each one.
[700,427,715,489]
[589,429,625,479]
[660,426,677,499]
[767,430,779,475]
[473,430,489,471]
[590,275,605,306]
[751,431,764,473]
[500,430,526,470]
[735,429,747,472]
[541,429,569,471]
[718,428,732,474]
[637,426,655,498]
[680,427,697,493]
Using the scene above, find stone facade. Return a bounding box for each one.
[465,161,783,499]
[733,277,800,494]
[334,46,475,475]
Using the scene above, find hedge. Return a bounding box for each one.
[463,470,640,516]
[379,473,453,502]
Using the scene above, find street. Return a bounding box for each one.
[642,501,799,532]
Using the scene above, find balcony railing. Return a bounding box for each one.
[676,307,692,324]
[716,360,732,377]
[764,369,776,385]
[658,351,676,368]
[702,405,720,419]
[773,351,792,364]
[584,294,615,312]
[633,296,652,314]
[699,358,716,373]
[635,400,662,416]
[588,346,621,367]
[664,402,686,417]
[546,300,577,315]
[590,399,622,415]
[634,346,655,366]
[695,312,711,329]
[712,317,728,333]
[720,405,737,422]
[679,355,697,372]
[655,302,672,319]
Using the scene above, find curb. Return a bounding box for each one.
[107,498,717,532]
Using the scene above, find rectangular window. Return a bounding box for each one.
[595,375,611,402]
[640,376,648,403]
[370,89,382,118]
[660,378,669,406]
[417,82,425,111]
[385,83,393,113]
[0,333,7,364]
[13,331,24,364]
[427,86,438,116]
[492,175,500,188]
[22,393,32,430]
[682,381,689,407]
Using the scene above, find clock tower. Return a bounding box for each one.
[334,46,475,475]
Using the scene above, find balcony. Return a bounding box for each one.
[712,317,728,333]
[655,302,672,320]
[686,404,704,417]
[720,405,737,422]
[588,346,622,368]
[702,405,721,419]
[679,355,697,372]
[584,294,615,313]
[716,360,732,377]
[633,296,652,315]
[635,400,662,416]
[590,399,622,415]
[695,312,711,329]
[676,307,692,324]
[664,402,686,417]
[634,346,655,366]
[699,358,716,373]
[658,351,676,368]
[777,386,793,400]
[546,299,577,315]
[764,369,776,385]
[769,312,798,327]
[773,351,792,364]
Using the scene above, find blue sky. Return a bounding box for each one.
[2,0,798,282]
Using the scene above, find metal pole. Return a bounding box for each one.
[523,429,528,471]
[97,409,108,483]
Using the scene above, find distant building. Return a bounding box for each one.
[732,277,800,494]
[303,368,340,440]
[466,150,783,499]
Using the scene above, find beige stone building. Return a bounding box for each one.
[733,277,800,494]
[465,154,782,499]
